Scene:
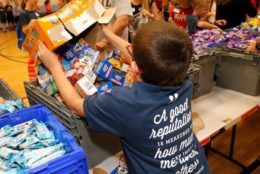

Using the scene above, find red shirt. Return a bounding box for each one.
[251,0,257,8]
[155,0,162,11]
[45,4,52,14]
[173,7,193,30]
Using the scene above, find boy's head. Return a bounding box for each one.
[192,0,211,17]
[132,20,193,86]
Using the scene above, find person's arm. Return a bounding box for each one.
[197,21,221,30]
[112,14,131,36]
[37,41,84,117]
[102,24,132,61]
[150,2,162,20]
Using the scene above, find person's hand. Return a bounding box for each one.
[95,39,109,52]
[207,11,216,17]
[246,40,257,53]
[0,97,5,103]
[141,9,154,18]
[37,40,60,70]
[215,19,227,26]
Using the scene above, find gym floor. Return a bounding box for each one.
[0,31,259,174]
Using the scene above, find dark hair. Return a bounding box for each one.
[21,0,26,9]
[45,0,50,5]
[133,20,193,86]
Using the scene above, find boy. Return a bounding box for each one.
[5,0,15,31]
[0,1,7,32]
[37,20,210,173]
[187,0,221,35]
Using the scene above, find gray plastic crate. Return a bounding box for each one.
[24,81,122,168]
[192,54,217,97]
[188,63,201,98]
[216,50,260,96]
[0,79,19,101]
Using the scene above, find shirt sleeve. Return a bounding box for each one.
[113,0,133,17]
[83,88,125,137]
[17,13,29,27]
[187,15,199,35]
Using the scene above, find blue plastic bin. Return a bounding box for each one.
[0,104,88,174]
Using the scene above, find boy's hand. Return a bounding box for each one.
[37,40,60,71]
[215,19,227,26]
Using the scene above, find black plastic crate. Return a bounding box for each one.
[24,80,122,168]
[0,79,19,101]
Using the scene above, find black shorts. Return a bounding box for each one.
[7,14,14,23]
[0,14,6,23]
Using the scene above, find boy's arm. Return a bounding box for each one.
[37,41,85,117]
[197,21,221,30]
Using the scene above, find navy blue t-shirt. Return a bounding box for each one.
[187,15,200,35]
[84,79,210,174]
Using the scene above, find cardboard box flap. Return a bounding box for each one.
[97,7,116,24]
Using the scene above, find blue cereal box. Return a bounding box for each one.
[96,60,113,80]
[97,82,113,95]
[79,46,99,68]
[64,46,77,61]
[109,70,125,86]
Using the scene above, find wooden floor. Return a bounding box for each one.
[0,31,260,174]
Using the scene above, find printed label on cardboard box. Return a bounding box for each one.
[75,76,97,96]
[82,66,97,83]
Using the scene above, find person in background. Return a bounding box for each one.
[131,0,153,17]
[44,0,52,15]
[37,20,211,174]
[0,1,7,32]
[18,0,39,81]
[150,0,164,20]
[187,0,221,35]
[247,39,260,52]
[163,0,174,22]
[172,0,193,29]
[95,0,133,52]
[5,0,15,30]
[216,0,257,29]
[58,0,66,10]
[13,1,22,25]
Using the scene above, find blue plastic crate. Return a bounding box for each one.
[0,104,88,174]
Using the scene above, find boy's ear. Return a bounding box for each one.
[131,61,142,74]
[131,61,139,73]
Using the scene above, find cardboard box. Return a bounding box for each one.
[109,70,125,86]
[57,1,95,36]
[23,14,73,58]
[79,46,99,69]
[108,58,122,70]
[96,60,113,80]
[81,66,97,83]
[57,0,115,36]
[97,82,113,95]
[74,76,97,97]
